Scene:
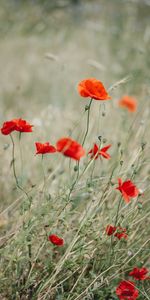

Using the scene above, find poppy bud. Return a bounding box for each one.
[141,142,146,150]
[120,149,123,155]
[85,104,90,111]
[74,165,78,172]
[103,138,107,143]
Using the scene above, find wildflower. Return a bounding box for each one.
[106,225,117,236]
[35,142,56,155]
[129,267,149,280]
[116,178,139,203]
[88,143,111,160]
[56,137,85,160]
[99,144,111,159]
[114,227,128,240]
[116,280,139,300]
[48,234,64,246]
[78,78,111,101]
[106,225,128,239]
[13,118,33,132]
[88,143,99,159]
[1,118,33,135]
[119,95,137,112]
[1,120,17,135]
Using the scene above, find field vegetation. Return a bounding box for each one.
[0,0,150,299]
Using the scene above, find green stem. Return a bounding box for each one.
[114,196,122,226]
[41,154,46,191]
[109,196,122,266]
[18,132,23,180]
[10,134,31,202]
[82,98,93,146]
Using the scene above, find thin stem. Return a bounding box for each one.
[10,134,19,185]
[109,196,122,266]
[82,98,93,146]
[18,132,23,179]
[41,155,46,191]
[10,134,31,202]
[114,196,122,226]
[90,159,96,181]
[56,99,93,220]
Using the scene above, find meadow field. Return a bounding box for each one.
[0,0,150,299]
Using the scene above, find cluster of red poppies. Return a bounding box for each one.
[0,78,147,299]
[106,225,128,240]
[116,267,150,300]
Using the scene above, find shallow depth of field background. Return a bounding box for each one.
[0,0,150,299]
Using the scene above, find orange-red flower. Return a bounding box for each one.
[56,137,85,161]
[78,78,111,101]
[1,121,17,135]
[1,118,33,135]
[114,227,128,240]
[116,178,139,203]
[129,267,149,280]
[106,225,117,236]
[88,143,111,160]
[116,281,139,300]
[13,118,33,132]
[119,95,137,112]
[48,234,64,246]
[35,142,56,155]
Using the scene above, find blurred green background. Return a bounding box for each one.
[0,0,150,118]
[0,0,150,211]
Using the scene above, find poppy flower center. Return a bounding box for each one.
[122,289,133,296]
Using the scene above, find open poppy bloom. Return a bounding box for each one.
[48,234,64,246]
[106,225,117,236]
[114,227,128,240]
[116,178,139,203]
[56,137,85,161]
[88,143,111,160]
[129,267,149,280]
[35,142,56,155]
[13,118,33,132]
[1,120,17,135]
[1,118,33,135]
[119,95,137,112]
[78,78,111,101]
[116,280,139,300]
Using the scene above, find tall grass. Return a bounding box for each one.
[0,1,150,299]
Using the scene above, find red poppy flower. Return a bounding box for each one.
[88,143,111,160]
[56,137,85,161]
[13,118,33,132]
[119,96,137,112]
[35,142,56,155]
[88,143,99,159]
[106,225,117,236]
[116,280,139,300]
[1,120,17,135]
[78,78,111,101]
[129,267,149,280]
[48,234,64,246]
[1,118,33,135]
[99,144,111,159]
[116,178,139,203]
[114,227,128,240]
